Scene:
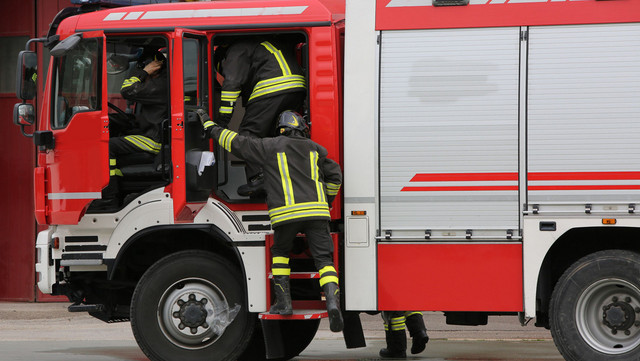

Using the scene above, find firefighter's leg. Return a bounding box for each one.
[404,311,429,354]
[237,92,305,196]
[380,311,407,359]
[270,224,297,314]
[305,221,344,332]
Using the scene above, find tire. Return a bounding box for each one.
[550,249,640,361]
[130,250,254,361]
[238,318,320,361]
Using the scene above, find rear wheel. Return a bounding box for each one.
[130,251,254,361]
[550,250,640,361]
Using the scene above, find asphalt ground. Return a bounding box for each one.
[0,302,562,360]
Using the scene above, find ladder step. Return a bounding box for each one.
[258,309,328,320]
[268,272,319,279]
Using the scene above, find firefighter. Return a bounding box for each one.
[102,48,168,207]
[197,109,344,332]
[380,311,430,358]
[215,37,307,197]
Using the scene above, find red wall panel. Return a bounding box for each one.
[0,0,74,301]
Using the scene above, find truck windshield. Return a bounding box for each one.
[51,38,101,129]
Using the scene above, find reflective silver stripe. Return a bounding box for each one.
[105,6,309,21]
[48,192,102,200]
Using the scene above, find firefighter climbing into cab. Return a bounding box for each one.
[198,109,344,332]
[214,36,307,197]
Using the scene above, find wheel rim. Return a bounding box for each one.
[157,277,230,350]
[576,278,640,354]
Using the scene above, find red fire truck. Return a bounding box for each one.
[12,0,640,360]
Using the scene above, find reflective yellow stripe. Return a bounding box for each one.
[121,76,141,89]
[218,129,237,152]
[221,90,240,102]
[309,151,326,203]
[124,135,161,154]
[248,75,306,102]
[391,324,406,331]
[219,106,233,114]
[391,316,406,323]
[277,152,295,206]
[109,159,117,166]
[405,311,422,317]
[261,41,292,75]
[272,268,291,276]
[273,257,290,265]
[253,75,305,92]
[326,182,340,196]
[319,275,339,287]
[319,265,337,276]
[270,210,331,226]
[269,201,330,218]
[110,169,123,177]
[203,121,214,129]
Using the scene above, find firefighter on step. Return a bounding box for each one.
[101,48,168,207]
[380,311,430,358]
[197,109,344,332]
[214,36,306,197]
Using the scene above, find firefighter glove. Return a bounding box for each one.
[196,109,214,129]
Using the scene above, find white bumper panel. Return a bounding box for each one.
[35,228,55,295]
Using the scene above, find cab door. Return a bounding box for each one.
[171,29,213,221]
[40,31,108,225]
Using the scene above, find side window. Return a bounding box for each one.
[183,38,200,106]
[51,38,101,129]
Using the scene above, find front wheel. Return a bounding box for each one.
[130,251,254,361]
[550,249,640,361]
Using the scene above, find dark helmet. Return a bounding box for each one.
[276,111,309,137]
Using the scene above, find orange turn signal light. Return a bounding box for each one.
[351,210,367,216]
[602,218,617,225]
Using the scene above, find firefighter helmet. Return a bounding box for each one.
[276,111,309,137]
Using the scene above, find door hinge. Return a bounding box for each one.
[520,29,528,41]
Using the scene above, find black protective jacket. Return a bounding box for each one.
[207,124,342,227]
[120,68,168,142]
[218,38,306,121]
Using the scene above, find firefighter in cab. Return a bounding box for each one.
[214,36,307,197]
[197,109,344,332]
[100,48,168,208]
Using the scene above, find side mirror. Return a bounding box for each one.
[13,103,35,126]
[15,51,37,101]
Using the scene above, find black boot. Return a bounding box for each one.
[379,329,407,358]
[322,282,344,332]
[238,173,265,197]
[406,312,429,354]
[270,275,292,315]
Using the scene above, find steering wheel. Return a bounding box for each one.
[108,102,129,118]
[108,101,134,133]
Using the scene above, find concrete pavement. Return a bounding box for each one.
[0,302,561,360]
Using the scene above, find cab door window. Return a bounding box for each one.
[51,38,101,129]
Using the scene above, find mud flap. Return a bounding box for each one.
[342,311,366,349]
[260,319,285,359]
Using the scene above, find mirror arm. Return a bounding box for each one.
[25,37,46,51]
[19,124,34,138]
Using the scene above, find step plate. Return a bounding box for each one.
[258,309,328,320]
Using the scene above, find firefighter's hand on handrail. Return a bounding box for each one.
[196,109,214,130]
